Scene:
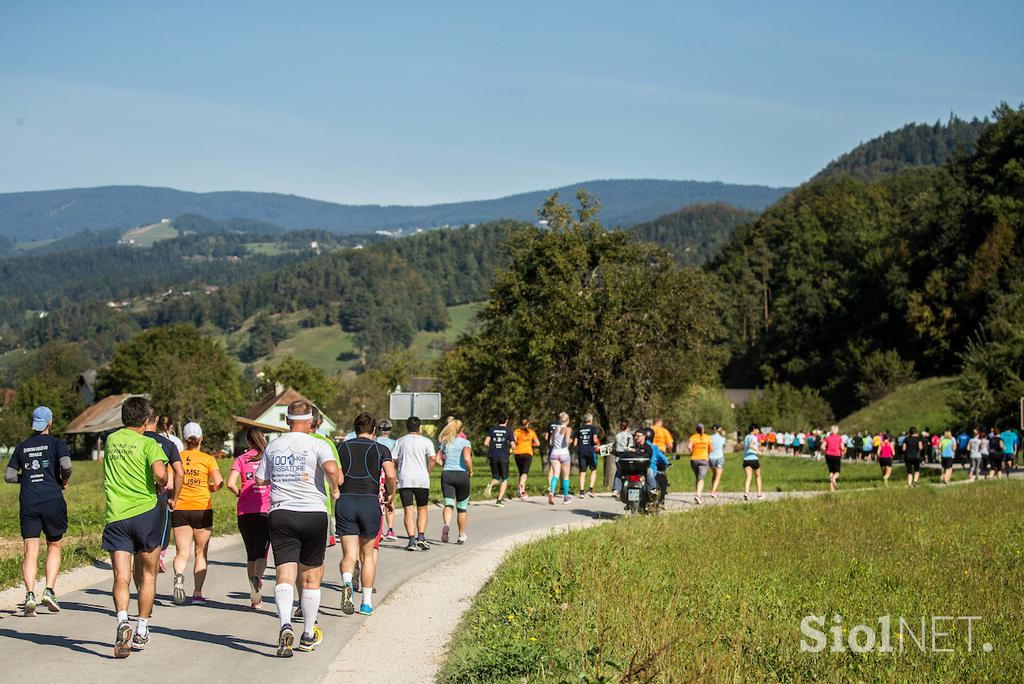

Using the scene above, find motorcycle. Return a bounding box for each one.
[616,454,654,514]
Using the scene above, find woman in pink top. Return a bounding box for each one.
[226,428,270,609]
[822,426,844,492]
[878,435,895,485]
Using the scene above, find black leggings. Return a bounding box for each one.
[237,513,270,562]
[515,455,533,477]
[441,471,471,511]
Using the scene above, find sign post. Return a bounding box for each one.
[389,392,442,421]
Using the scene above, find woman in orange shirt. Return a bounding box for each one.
[171,422,223,606]
[512,418,541,500]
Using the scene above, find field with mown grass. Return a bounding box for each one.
[839,377,957,435]
[439,479,1024,683]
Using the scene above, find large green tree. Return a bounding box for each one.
[0,342,90,446]
[438,190,726,470]
[98,324,245,441]
[258,356,335,407]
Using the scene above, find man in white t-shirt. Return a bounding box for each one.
[255,399,341,658]
[392,416,436,551]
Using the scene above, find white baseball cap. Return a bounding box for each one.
[182,422,203,440]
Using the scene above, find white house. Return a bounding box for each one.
[235,385,337,440]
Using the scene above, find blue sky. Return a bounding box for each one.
[1,1,1021,204]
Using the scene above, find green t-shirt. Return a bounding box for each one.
[103,428,168,523]
[311,432,341,513]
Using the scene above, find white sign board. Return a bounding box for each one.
[390,392,442,421]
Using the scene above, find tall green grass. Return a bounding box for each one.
[440,480,1024,682]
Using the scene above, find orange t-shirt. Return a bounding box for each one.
[513,428,539,455]
[652,425,674,451]
[688,433,712,460]
[176,449,218,511]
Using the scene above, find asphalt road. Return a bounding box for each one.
[0,495,624,684]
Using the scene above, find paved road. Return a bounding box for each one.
[0,495,623,684]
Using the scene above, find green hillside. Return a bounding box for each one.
[839,377,957,434]
[629,202,757,265]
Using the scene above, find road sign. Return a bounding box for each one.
[390,392,442,421]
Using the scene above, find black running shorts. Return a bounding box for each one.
[577,449,598,471]
[825,456,842,474]
[20,497,68,542]
[514,454,533,477]
[905,458,921,475]
[399,487,429,507]
[269,509,328,567]
[237,512,270,562]
[489,457,509,481]
[878,457,893,469]
[171,509,214,530]
[336,495,383,539]
[743,458,760,471]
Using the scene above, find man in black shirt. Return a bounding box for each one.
[336,412,396,616]
[5,406,72,616]
[575,413,601,498]
[901,427,924,488]
[143,413,184,575]
[483,413,512,506]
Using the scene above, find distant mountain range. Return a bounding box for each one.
[0,179,790,241]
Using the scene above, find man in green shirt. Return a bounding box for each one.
[100,397,168,659]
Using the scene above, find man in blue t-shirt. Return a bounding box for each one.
[998,428,1018,475]
[4,406,73,615]
[484,414,513,505]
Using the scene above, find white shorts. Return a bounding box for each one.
[550,448,571,465]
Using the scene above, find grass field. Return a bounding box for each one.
[840,377,957,435]
[121,222,179,246]
[0,453,966,590]
[439,479,1024,683]
[12,238,58,253]
[409,302,483,361]
[262,325,359,373]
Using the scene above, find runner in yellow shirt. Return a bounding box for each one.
[687,423,712,504]
[171,422,223,606]
[651,418,674,454]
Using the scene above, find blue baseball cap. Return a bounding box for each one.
[32,406,53,431]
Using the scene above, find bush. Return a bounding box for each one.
[854,349,916,405]
[738,383,834,430]
[664,385,736,435]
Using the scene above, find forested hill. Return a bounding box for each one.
[813,115,988,182]
[629,203,757,265]
[0,179,789,241]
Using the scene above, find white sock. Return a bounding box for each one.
[116,610,128,624]
[275,583,294,628]
[136,617,149,637]
[362,587,373,607]
[300,589,321,637]
[342,572,353,586]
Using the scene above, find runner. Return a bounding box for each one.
[999,426,1018,475]
[651,417,674,455]
[547,412,572,505]
[336,412,396,616]
[901,427,924,487]
[481,414,511,506]
[860,432,872,462]
[255,399,341,656]
[686,424,712,504]
[512,418,540,499]
[878,434,895,485]
[823,425,844,492]
[708,424,726,500]
[612,420,633,496]
[437,418,473,543]
[393,416,435,550]
[956,429,971,469]
[5,406,72,616]
[967,429,983,482]
[376,420,398,540]
[742,425,762,500]
[156,415,185,453]
[170,422,223,605]
[100,397,169,658]
[987,429,1002,479]
[574,413,600,498]
[939,430,955,484]
[309,408,342,552]
[226,427,271,609]
[141,413,183,578]
[978,429,991,478]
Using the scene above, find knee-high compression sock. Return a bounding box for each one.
[275,584,294,628]
[562,478,569,496]
[300,589,321,637]
[550,476,558,493]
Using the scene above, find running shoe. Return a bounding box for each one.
[295,623,323,652]
[547,491,555,505]
[23,592,36,617]
[294,606,303,622]
[743,493,750,501]
[249,575,262,608]
[416,537,430,550]
[113,620,133,659]
[562,495,571,504]
[578,491,585,498]
[485,482,493,498]
[359,603,373,616]
[456,534,467,545]
[587,488,595,498]
[277,624,295,658]
[710,492,718,500]
[384,529,398,541]
[191,594,206,605]
[518,485,526,499]
[405,539,418,551]
[341,582,355,615]
[694,496,702,505]
[441,524,450,543]
[757,494,764,500]
[352,562,361,592]
[172,573,186,605]
[131,632,150,650]
[495,499,505,507]
[41,588,60,613]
